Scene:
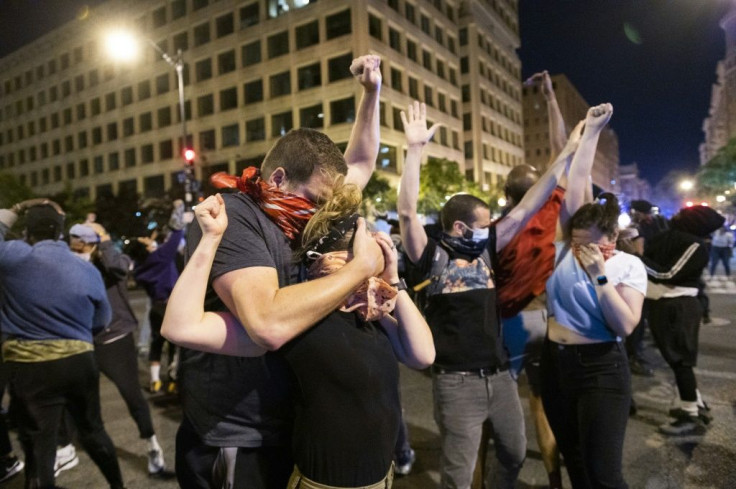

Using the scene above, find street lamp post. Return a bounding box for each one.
[106,31,195,210]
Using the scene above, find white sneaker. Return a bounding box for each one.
[54,444,79,477]
[148,447,165,475]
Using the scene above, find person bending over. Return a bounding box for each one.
[163,191,434,488]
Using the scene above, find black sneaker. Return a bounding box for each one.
[659,414,707,436]
[0,455,24,483]
[668,406,713,425]
[629,359,654,377]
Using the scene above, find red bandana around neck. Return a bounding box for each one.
[211,167,317,241]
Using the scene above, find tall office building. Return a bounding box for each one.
[522,73,619,192]
[701,0,736,166]
[0,0,523,202]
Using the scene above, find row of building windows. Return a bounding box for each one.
[0,9,355,122]
[0,50,364,149]
[386,0,458,30]
[462,85,522,126]
[461,57,521,103]
[463,112,522,148]
[151,7,351,59]
[0,97,360,170]
[369,10,457,56]
[150,0,316,33]
[458,27,520,81]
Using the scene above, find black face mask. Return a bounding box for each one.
[441,233,488,258]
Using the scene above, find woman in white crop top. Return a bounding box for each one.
[541,104,646,489]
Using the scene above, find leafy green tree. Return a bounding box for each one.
[49,183,95,231]
[697,138,736,194]
[361,173,396,216]
[417,158,492,215]
[0,172,34,209]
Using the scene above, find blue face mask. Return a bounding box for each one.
[462,224,489,243]
[442,223,490,257]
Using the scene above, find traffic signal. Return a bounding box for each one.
[184,148,196,164]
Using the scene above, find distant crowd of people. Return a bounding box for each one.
[1,55,733,489]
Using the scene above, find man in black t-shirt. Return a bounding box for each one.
[176,55,386,489]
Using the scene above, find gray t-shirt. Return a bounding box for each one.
[179,192,300,447]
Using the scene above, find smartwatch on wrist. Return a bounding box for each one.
[596,275,608,286]
[391,278,408,292]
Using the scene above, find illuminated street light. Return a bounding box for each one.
[497,197,507,207]
[105,28,194,209]
[716,195,726,203]
[679,179,694,191]
[105,30,139,62]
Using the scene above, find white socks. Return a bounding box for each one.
[147,434,161,452]
[150,365,161,383]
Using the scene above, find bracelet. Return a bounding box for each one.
[596,275,608,286]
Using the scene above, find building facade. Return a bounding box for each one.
[522,73,619,192]
[700,0,736,166]
[0,0,523,202]
[617,162,652,205]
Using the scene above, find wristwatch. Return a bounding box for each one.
[596,275,609,286]
[391,278,409,292]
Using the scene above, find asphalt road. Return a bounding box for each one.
[3,275,735,488]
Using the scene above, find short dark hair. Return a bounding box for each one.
[26,204,64,243]
[504,164,540,206]
[569,192,620,238]
[440,194,489,232]
[261,128,348,186]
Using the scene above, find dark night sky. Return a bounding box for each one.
[0,0,732,187]
[519,0,731,186]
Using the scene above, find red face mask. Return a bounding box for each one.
[572,242,617,262]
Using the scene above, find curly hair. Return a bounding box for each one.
[569,192,620,238]
[299,177,363,256]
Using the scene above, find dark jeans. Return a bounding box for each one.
[709,246,731,276]
[149,300,174,365]
[541,340,630,489]
[175,416,293,489]
[648,296,703,402]
[7,351,124,489]
[96,332,155,438]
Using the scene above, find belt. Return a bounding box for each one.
[432,365,507,378]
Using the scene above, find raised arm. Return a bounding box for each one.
[344,54,382,190]
[213,217,385,351]
[397,101,440,263]
[525,71,567,157]
[374,232,435,369]
[86,223,130,281]
[161,195,266,357]
[496,120,583,251]
[559,104,613,238]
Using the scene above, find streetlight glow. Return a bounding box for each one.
[716,195,726,203]
[497,198,507,207]
[105,30,140,62]
[679,179,694,191]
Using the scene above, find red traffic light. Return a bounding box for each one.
[184,148,196,162]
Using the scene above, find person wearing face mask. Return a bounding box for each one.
[68,222,170,477]
[160,191,434,488]
[542,104,647,489]
[397,101,584,489]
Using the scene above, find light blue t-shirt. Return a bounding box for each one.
[546,243,647,342]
